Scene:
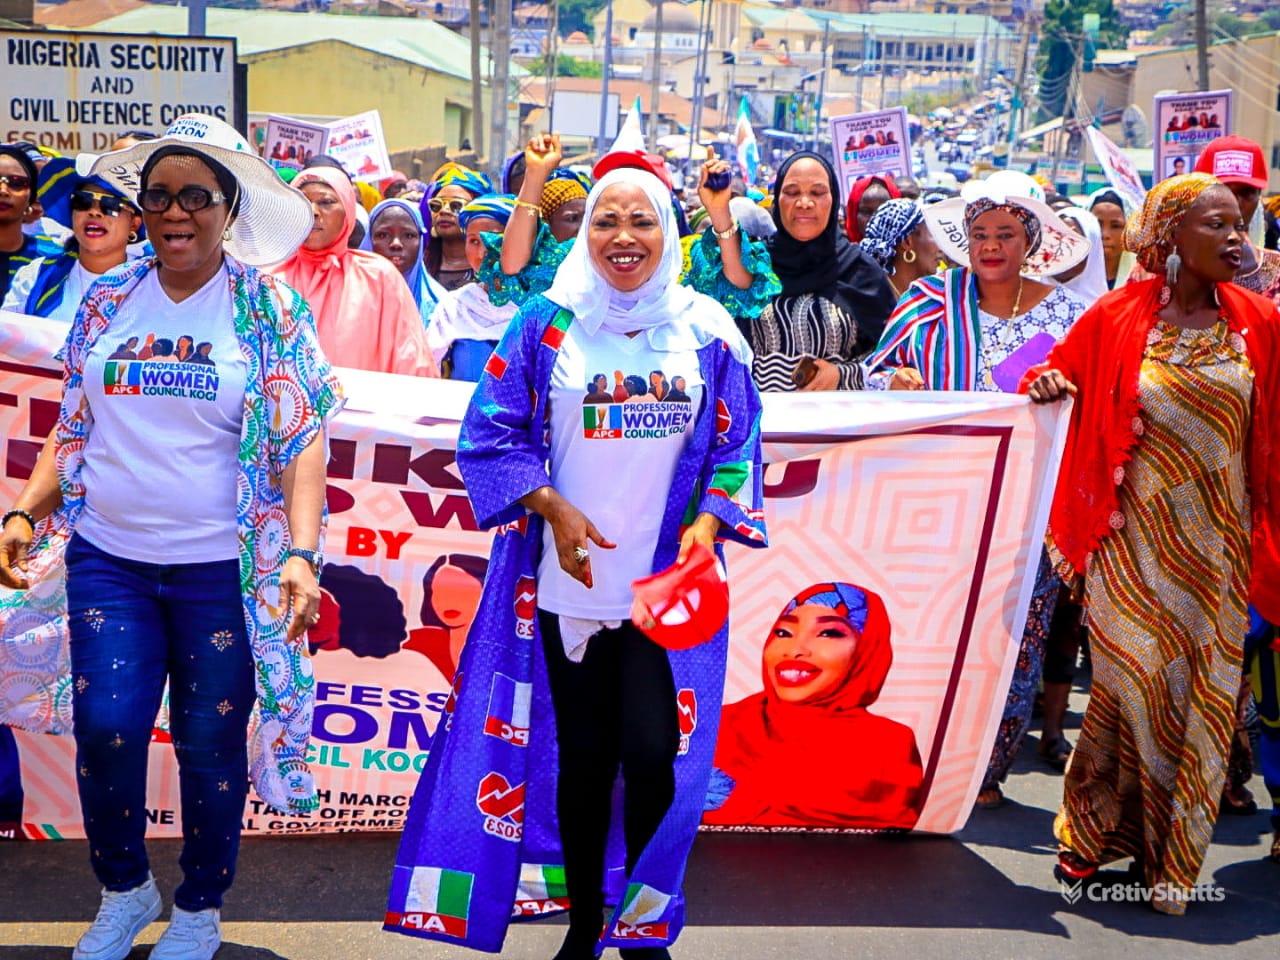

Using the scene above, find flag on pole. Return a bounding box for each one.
[734,96,759,185]
[611,96,646,153]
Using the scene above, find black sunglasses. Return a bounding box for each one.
[136,186,228,214]
[71,191,132,218]
[0,173,32,192]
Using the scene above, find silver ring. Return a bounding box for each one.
[572,546,590,564]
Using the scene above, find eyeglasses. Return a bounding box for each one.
[0,174,32,192]
[71,191,132,218]
[136,186,228,214]
[427,197,466,215]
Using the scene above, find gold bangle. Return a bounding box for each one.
[713,219,740,241]
[514,199,541,217]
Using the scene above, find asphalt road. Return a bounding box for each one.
[2,683,1277,960]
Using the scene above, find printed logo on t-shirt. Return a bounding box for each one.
[581,368,694,440]
[102,332,222,401]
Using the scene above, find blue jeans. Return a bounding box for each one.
[66,533,253,911]
[1247,608,1280,831]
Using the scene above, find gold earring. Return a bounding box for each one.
[128,231,138,243]
[223,226,232,241]
[902,248,917,264]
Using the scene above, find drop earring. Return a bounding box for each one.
[1165,250,1182,286]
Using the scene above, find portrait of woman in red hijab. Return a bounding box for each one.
[704,581,924,829]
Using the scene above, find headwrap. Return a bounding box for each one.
[1123,172,1220,274]
[539,174,588,219]
[379,170,408,194]
[457,193,517,230]
[963,197,1042,255]
[36,156,139,233]
[500,152,525,194]
[767,150,898,350]
[544,166,750,361]
[0,144,38,186]
[360,197,446,323]
[433,165,493,198]
[1088,188,1129,215]
[1055,206,1109,305]
[273,166,436,377]
[861,198,925,272]
[844,174,901,243]
[355,179,381,213]
[704,581,925,829]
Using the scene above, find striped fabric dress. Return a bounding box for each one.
[1057,318,1253,914]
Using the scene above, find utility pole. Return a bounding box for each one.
[469,0,484,156]
[1051,28,1086,185]
[597,0,615,156]
[878,32,887,109]
[1006,10,1033,149]
[1193,0,1210,90]
[686,0,714,170]
[188,0,206,37]
[855,27,866,111]
[545,0,559,131]
[490,0,512,182]
[895,34,905,105]
[649,0,664,148]
[814,20,830,152]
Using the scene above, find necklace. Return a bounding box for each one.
[887,276,902,298]
[1008,276,1024,321]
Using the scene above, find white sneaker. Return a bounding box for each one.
[150,905,222,960]
[73,875,162,960]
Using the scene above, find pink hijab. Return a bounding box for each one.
[274,166,437,377]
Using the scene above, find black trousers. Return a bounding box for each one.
[539,611,679,932]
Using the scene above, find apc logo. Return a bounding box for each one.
[484,672,532,747]
[676,689,697,756]
[476,771,525,842]
[514,575,537,639]
[613,922,670,940]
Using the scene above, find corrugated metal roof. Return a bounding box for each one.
[802,8,1016,41]
[75,8,522,82]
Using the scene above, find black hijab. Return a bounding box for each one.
[767,151,897,352]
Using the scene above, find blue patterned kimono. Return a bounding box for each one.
[386,296,767,953]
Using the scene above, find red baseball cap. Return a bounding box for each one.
[630,543,729,651]
[1195,135,1268,189]
[592,149,673,190]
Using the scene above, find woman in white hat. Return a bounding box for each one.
[0,115,344,960]
[863,172,1091,809]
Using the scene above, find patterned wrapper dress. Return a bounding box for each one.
[1056,318,1253,914]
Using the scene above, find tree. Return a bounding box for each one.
[558,0,607,39]
[1036,0,1127,122]
[526,53,604,77]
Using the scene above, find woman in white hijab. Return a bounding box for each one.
[1054,206,1110,305]
[394,165,768,960]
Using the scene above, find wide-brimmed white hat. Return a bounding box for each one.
[82,115,312,266]
[923,171,1090,279]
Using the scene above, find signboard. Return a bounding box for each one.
[266,110,393,183]
[0,29,238,155]
[828,106,912,202]
[0,314,1068,839]
[551,90,619,140]
[1153,89,1232,184]
[1056,159,1083,186]
[1085,125,1147,212]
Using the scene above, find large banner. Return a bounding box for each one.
[0,313,1068,840]
[1085,126,1147,212]
[0,29,238,155]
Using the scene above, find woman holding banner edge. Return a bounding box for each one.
[0,115,342,959]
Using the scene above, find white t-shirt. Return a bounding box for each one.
[2,259,95,322]
[77,266,249,563]
[537,325,703,619]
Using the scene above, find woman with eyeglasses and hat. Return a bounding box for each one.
[388,161,766,960]
[2,158,143,321]
[0,144,64,304]
[1027,173,1280,904]
[422,166,494,291]
[0,115,344,959]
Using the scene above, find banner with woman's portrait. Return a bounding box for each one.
[0,314,1069,840]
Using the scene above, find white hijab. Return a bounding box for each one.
[544,167,750,362]
[1056,206,1109,305]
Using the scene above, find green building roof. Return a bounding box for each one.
[77,8,523,82]
[803,9,1016,42]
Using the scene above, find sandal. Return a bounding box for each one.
[1218,784,1259,817]
[1039,735,1073,772]
[976,785,1005,809]
[1056,848,1098,881]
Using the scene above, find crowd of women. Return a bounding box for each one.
[0,115,1278,960]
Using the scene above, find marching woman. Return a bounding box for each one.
[274,165,436,377]
[1028,173,1280,910]
[3,158,143,320]
[859,197,942,300]
[387,165,767,960]
[361,196,447,326]
[750,152,896,392]
[0,116,343,958]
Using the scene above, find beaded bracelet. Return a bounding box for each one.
[2,509,36,532]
